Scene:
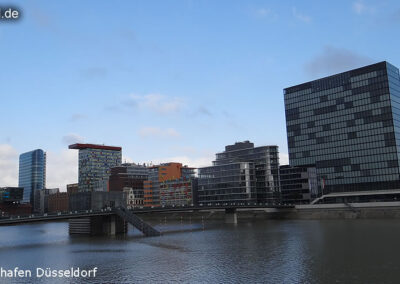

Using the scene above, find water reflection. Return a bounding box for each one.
[0,219,400,283]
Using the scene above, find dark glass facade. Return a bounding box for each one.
[18,149,46,204]
[198,162,256,204]
[109,164,149,208]
[279,165,318,204]
[284,61,400,194]
[0,187,24,203]
[198,141,280,204]
[109,163,149,192]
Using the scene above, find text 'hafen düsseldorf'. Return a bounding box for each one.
[0,267,98,278]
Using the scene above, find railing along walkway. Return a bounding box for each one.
[113,207,161,237]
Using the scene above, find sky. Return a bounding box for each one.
[1,0,400,190]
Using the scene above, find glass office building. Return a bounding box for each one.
[279,165,318,204]
[69,144,122,192]
[0,187,24,203]
[198,162,256,204]
[284,61,400,195]
[198,141,280,204]
[18,149,46,204]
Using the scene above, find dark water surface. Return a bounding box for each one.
[0,219,399,283]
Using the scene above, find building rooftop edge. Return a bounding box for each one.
[284,61,389,93]
[19,149,45,156]
[216,145,279,155]
[68,143,122,151]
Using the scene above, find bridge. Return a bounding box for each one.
[0,203,294,237]
[130,202,292,213]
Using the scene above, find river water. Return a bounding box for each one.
[0,219,399,283]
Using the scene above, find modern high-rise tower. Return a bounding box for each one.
[18,149,46,204]
[69,143,122,192]
[284,61,400,199]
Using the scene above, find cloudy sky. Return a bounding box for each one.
[1,0,400,190]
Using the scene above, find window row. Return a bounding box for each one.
[326,174,398,185]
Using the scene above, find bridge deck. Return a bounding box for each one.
[0,204,294,226]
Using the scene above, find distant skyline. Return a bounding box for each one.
[1,0,400,190]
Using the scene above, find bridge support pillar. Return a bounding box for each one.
[225,208,237,224]
[69,215,127,236]
[109,215,116,235]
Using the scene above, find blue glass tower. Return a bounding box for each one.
[18,149,46,204]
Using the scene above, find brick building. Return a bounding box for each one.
[48,192,69,213]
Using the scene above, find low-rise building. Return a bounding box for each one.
[109,163,149,208]
[34,188,59,214]
[69,191,126,211]
[109,163,149,191]
[0,187,28,216]
[48,192,69,213]
[0,203,32,216]
[160,178,196,206]
[67,183,79,195]
[198,162,256,204]
[144,163,196,207]
[123,187,144,209]
[0,187,24,203]
[279,165,319,204]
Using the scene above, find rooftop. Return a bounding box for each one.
[284,61,388,94]
[68,143,122,151]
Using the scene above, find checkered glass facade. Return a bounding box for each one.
[284,61,400,193]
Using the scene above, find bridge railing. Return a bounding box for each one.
[130,202,292,211]
[2,208,115,221]
[113,207,161,237]
[0,202,294,223]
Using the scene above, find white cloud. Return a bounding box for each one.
[304,46,374,77]
[0,145,79,191]
[0,145,79,190]
[255,7,279,20]
[292,7,311,23]
[62,133,85,145]
[46,149,78,191]
[138,127,180,138]
[128,94,184,114]
[353,1,375,15]
[0,144,18,186]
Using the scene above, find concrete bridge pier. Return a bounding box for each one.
[69,215,127,236]
[225,208,237,224]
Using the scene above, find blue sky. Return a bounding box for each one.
[1,0,400,189]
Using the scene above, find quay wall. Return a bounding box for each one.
[137,202,400,221]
